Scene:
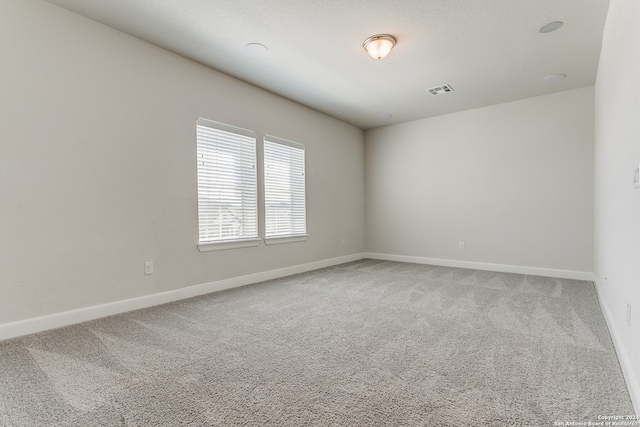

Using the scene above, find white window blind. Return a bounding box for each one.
[264,135,306,239]
[196,118,258,245]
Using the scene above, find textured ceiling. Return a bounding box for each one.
[45,0,610,129]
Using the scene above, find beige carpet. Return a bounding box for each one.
[0,259,633,426]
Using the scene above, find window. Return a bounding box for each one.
[263,135,307,244]
[196,118,258,251]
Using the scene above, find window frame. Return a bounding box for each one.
[196,118,260,252]
[263,134,308,245]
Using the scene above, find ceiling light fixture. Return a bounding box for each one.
[363,34,396,60]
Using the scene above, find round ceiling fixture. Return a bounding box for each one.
[542,73,567,83]
[245,43,268,57]
[538,21,563,33]
[363,34,396,60]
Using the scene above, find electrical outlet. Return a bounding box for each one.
[634,162,640,189]
[144,261,154,275]
[627,303,632,327]
[341,238,346,247]
[459,241,465,250]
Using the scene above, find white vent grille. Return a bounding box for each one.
[427,84,454,95]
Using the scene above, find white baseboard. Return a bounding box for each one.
[364,252,596,281]
[177,253,364,300]
[593,278,640,415]
[0,253,364,342]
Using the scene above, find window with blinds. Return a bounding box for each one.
[263,135,306,241]
[196,118,258,248]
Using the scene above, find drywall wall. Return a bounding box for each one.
[594,0,640,411]
[0,0,365,325]
[365,87,594,274]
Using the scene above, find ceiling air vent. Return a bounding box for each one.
[427,84,454,95]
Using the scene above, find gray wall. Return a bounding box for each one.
[365,87,595,273]
[0,0,365,324]
[594,0,640,410]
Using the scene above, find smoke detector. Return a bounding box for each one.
[427,84,454,95]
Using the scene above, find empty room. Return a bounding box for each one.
[1,0,638,425]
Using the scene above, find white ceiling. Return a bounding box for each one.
[45,0,610,130]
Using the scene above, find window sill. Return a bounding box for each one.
[264,234,308,245]
[198,238,261,252]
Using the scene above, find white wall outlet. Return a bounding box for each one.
[634,162,640,189]
[341,238,346,247]
[144,261,154,275]
[627,303,632,327]
[459,241,465,250]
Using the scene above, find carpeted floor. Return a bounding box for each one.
[0,259,633,426]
